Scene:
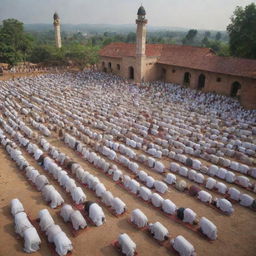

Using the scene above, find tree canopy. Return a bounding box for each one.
[0,19,34,67]
[227,3,256,59]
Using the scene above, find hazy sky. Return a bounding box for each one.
[0,0,255,30]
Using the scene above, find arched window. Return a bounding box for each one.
[102,61,105,67]
[230,81,241,97]
[198,74,206,90]
[183,72,191,86]
[117,64,121,70]
[128,66,134,80]
[108,62,112,69]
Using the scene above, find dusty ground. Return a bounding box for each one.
[0,73,256,256]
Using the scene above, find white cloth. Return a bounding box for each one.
[71,187,86,204]
[205,177,216,190]
[130,209,148,228]
[194,173,204,184]
[14,212,33,237]
[70,210,87,230]
[111,197,126,215]
[165,173,176,184]
[149,222,169,241]
[48,189,64,208]
[216,199,234,215]
[95,183,106,198]
[128,179,140,194]
[215,182,227,194]
[237,176,250,188]
[102,191,114,206]
[139,186,152,201]
[46,224,62,243]
[146,176,155,188]
[151,193,164,208]
[39,209,54,232]
[138,170,148,182]
[11,198,24,216]
[60,204,73,222]
[53,231,73,256]
[162,199,177,215]
[171,235,195,256]
[228,187,241,201]
[199,217,217,240]
[23,227,41,253]
[239,194,254,207]
[35,175,49,191]
[118,233,136,256]
[89,203,105,226]
[154,181,168,194]
[198,191,212,203]
[183,208,196,224]
[225,171,236,183]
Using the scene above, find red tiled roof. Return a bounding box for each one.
[100,42,256,79]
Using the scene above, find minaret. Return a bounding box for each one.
[53,12,62,48]
[135,5,147,83]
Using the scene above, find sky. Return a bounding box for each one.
[0,0,255,30]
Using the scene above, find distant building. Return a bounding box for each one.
[99,6,256,109]
[53,12,62,48]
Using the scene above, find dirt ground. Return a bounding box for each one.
[0,73,256,256]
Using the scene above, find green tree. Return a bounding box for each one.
[215,32,222,41]
[182,29,198,45]
[0,19,34,67]
[227,3,256,59]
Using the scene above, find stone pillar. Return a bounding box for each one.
[53,12,62,48]
[135,7,147,83]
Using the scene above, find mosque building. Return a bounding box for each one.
[99,6,256,109]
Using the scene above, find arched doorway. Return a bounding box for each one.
[129,66,134,80]
[108,62,112,72]
[183,72,191,87]
[198,74,205,90]
[103,67,107,72]
[161,68,167,81]
[230,81,241,97]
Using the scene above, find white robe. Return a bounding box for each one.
[60,204,73,222]
[14,212,33,237]
[149,222,169,241]
[89,203,105,226]
[154,181,168,194]
[71,187,86,204]
[23,227,41,253]
[183,208,196,224]
[165,173,176,184]
[46,224,62,243]
[39,209,54,232]
[216,199,234,214]
[53,231,73,256]
[70,210,87,230]
[205,177,216,190]
[239,194,254,207]
[199,217,217,240]
[11,198,24,216]
[111,197,126,215]
[228,187,241,201]
[130,209,148,228]
[162,199,176,215]
[151,193,164,208]
[139,186,152,201]
[171,235,195,256]
[102,191,114,206]
[118,233,136,256]
[198,191,212,203]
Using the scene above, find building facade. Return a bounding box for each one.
[99,6,256,109]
